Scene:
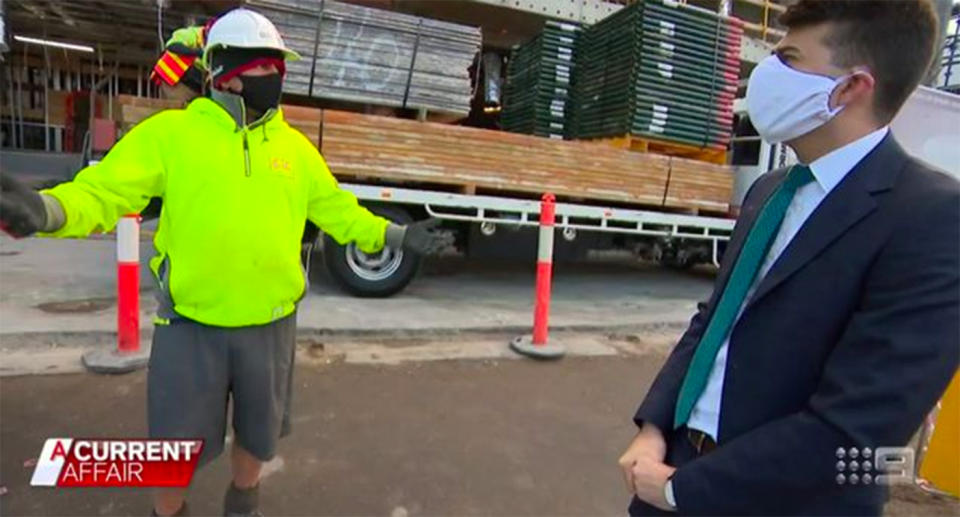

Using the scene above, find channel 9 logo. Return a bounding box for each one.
[835,446,915,486]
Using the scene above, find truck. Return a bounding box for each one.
[323,85,960,298]
[112,95,738,298]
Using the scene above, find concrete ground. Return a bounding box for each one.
[0,234,709,336]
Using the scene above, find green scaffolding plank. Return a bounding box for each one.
[633,102,734,127]
[639,20,740,59]
[638,35,740,74]
[644,0,745,32]
[640,12,742,45]
[632,112,733,138]
[634,95,733,121]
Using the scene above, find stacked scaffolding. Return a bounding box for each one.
[501,21,583,139]
[569,0,743,150]
[248,0,481,116]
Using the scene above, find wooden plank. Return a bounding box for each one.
[0,90,69,125]
[664,158,733,211]
[319,109,672,206]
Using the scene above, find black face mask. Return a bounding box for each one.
[239,74,283,114]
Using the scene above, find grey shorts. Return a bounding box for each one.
[147,313,297,467]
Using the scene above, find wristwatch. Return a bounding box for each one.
[664,478,677,510]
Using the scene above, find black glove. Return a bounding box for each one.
[403,218,444,255]
[385,219,445,255]
[0,174,48,238]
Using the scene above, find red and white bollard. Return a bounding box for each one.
[82,214,150,374]
[510,193,566,359]
[116,214,140,352]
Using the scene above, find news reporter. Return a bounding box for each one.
[620,1,959,515]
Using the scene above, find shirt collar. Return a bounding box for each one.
[807,126,889,194]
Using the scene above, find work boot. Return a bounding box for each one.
[151,502,189,516]
[223,482,262,517]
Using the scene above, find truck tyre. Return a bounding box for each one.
[322,205,420,297]
[658,242,697,270]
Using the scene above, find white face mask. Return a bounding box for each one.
[746,54,855,144]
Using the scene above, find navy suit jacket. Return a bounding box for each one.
[634,135,960,515]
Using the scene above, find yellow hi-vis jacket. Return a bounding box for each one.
[42,97,389,327]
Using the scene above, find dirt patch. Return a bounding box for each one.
[35,297,115,314]
[297,338,346,367]
[885,484,959,516]
[605,326,685,356]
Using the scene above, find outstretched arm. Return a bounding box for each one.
[1,115,170,239]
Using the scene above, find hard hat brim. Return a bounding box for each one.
[203,45,301,69]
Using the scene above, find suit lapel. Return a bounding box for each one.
[746,187,875,309]
[745,134,907,310]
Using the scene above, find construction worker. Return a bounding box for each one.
[151,24,209,104]
[0,8,441,516]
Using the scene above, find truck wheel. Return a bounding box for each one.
[658,242,696,270]
[322,205,420,297]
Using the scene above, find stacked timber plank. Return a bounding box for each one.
[246,0,481,117]
[115,95,182,132]
[570,0,742,150]
[0,90,71,127]
[501,21,583,139]
[665,159,732,211]
[317,109,731,212]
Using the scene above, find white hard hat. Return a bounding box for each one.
[203,8,300,65]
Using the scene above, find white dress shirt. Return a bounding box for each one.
[687,127,890,440]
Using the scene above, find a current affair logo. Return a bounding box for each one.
[30,438,203,487]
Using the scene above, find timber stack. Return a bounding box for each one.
[246,0,481,117]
